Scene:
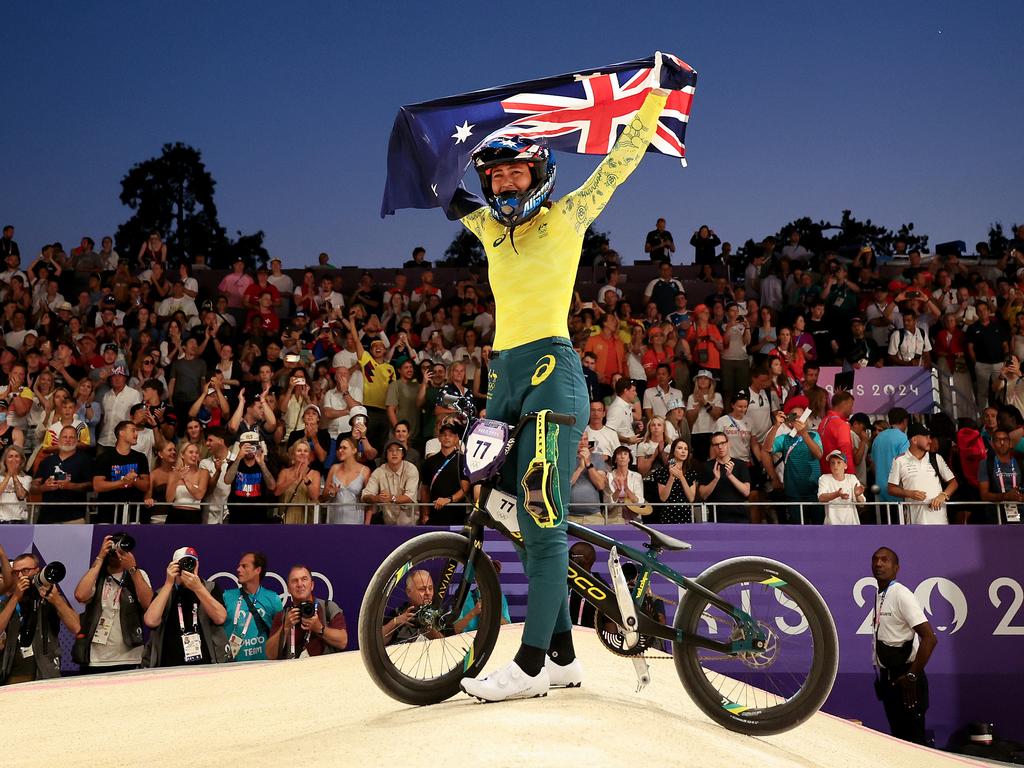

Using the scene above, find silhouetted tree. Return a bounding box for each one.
[440,228,486,267]
[114,142,265,269]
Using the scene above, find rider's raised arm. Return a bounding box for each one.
[555,90,667,232]
[457,185,489,238]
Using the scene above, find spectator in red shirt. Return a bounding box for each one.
[243,267,282,313]
[818,390,855,473]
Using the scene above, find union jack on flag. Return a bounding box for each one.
[380,53,697,220]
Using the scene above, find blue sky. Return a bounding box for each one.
[1,1,1020,267]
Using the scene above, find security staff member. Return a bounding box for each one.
[871,546,938,745]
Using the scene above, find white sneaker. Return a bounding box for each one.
[545,656,583,689]
[460,661,550,702]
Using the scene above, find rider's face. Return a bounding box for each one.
[489,162,532,195]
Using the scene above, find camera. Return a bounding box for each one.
[111,532,136,554]
[285,354,301,365]
[178,555,198,573]
[298,601,316,619]
[32,561,66,590]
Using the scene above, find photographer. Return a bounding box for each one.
[72,534,153,672]
[142,546,228,668]
[267,565,347,659]
[381,570,443,644]
[0,553,80,685]
[222,552,282,662]
[223,431,277,524]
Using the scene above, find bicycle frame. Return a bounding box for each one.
[440,403,768,657]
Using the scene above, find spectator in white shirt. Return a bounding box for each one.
[817,449,865,524]
[98,366,142,448]
[886,423,957,524]
[267,258,294,295]
[642,363,683,420]
[605,377,641,448]
[583,401,620,461]
[887,310,932,367]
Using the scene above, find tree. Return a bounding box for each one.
[440,228,486,267]
[114,142,266,269]
[769,210,928,261]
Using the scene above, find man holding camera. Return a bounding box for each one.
[381,569,443,645]
[0,553,80,685]
[143,546,228,667]
[72,533,153,672]
[222,552,282,662]
[266,564,347,659]
[223,431,277,524]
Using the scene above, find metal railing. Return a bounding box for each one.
[4,499,1019,526]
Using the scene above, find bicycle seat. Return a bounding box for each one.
[628,520,692,551]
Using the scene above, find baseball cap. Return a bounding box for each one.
[172,546,199,563]
[694,369,714,380]
[103,343,118,353]
[57,301,73,312]
[850,316,865,324]
[304,404,321,417]
[384,439,407,454]
[438,421,460,435]
[693,303,710,315]
[907,423,932,439]
[665,398,684,411]
[110,365,128,377]
[825,449,847,464]
[239,430,261,444]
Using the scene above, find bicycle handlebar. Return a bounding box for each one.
[545,413,576,426]
[441,392,575,428]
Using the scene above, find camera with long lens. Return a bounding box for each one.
[32,561,66,591]
[178,555,198,573]
[298,601,316,620]
[110,532,136,554]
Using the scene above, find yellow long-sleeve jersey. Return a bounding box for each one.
[461,91,667,351]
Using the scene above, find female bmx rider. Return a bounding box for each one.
[455,79,670,702]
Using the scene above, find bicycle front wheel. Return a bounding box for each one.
[673,557,838,735]
[358,532,503,705]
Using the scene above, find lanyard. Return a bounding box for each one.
[430,452,456,491]
[996,458,1019,493]
[872,582,893,663]
[104,574,125,609]
[232,593,254,635]
[177,599,198,633]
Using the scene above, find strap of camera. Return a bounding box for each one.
[240,589,271,637]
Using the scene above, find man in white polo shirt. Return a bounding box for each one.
[871,546,938,745]
[886,423,957,524]
[642,363,683,421]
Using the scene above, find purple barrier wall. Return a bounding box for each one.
[816,366,938,413]
[4,524,1020,748]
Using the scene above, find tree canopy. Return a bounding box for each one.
[115,142,267,269]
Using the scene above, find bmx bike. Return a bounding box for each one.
[359,399,838,735]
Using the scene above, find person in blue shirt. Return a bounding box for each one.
[454,558,511,633]
[871,408,910,505]
[221,552,282,662]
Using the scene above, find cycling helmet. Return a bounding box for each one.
[472,137,556,228]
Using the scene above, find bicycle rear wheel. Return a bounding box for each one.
[358,532,503,705]
[673,557,838,735]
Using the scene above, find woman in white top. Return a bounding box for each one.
[685,370,724,462]
[626,325,648,384]
[0,446,32,522]
[817,449,865,525]
[636,416,671,476]
[322,436,372,525]
[605,445,644,525]
[212,341,241,395]
[165,442,209,525]
[452,328,483,383]
[177,263,199,299]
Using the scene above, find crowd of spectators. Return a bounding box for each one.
[0,220,1021,528]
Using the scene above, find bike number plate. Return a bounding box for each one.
[463,419,510,483]
[485,488,520,533]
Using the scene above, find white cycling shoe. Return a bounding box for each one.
[546,656,584,689]
[460,661,550,702]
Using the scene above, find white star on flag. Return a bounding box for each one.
[451,120,475,144]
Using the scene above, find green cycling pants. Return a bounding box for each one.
[486,337,589,648]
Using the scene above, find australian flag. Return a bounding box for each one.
[380,52,697,221]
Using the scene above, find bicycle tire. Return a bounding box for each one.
[673,557,838,735]
[358,531,503,705]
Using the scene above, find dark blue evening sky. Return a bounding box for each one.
[1,2,1020,268]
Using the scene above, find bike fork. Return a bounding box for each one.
[608,546,651,692]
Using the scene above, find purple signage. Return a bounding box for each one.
[816,366,938,414]
[3,523,1020,749]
